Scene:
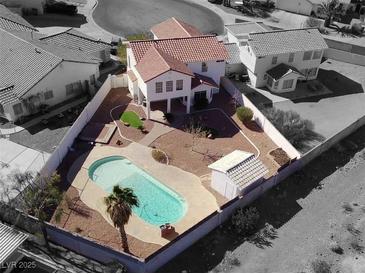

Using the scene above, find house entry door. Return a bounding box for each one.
[194,90,206,101]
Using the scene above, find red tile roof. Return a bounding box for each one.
[191,73,218,89]
[129,35,229,64]
[151,17,203,39]
[135,46,194,82]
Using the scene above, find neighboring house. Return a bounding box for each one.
[0,3,37,32]
[224,42,246,76]
[127,18,228,119]
[275,0,353,18]
[0,29,101,122]
[208,150,268,200]
[0,0,46,15]
[39,28,112,63]
[225,22,271,46]
[150,17,203,39]
[240,28,328,92]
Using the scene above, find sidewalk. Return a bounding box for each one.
[0,97,88,136]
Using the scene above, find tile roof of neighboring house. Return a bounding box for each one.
[248,28,328,57]
[208,150,268,188]
[0,29,100,105]
[40,28,111,55]
[127,70,137,82]
[224,43,241,64]
[191,73,218,89]
[306,0,350,4]
[0,4,37,32]
[135,46,194,82]
[225,22,270,36]
[129,35,229,64]
[266,63,303,80]
[0,222,28,264]
[151,17,203,39]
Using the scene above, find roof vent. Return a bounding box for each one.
[35,48,42,54]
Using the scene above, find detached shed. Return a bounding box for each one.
[208,150,268,200]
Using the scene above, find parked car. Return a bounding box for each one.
[45,1,77,15]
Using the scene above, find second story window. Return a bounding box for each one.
[303,51,312,61]
[288,53,295,63]
[202,62,208,72]
[176,80,183,90]
[166,81,173,92]
[312,50,322,59]
[156,82,163,93]
[272,56,278,65]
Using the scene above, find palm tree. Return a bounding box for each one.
[104,186,139,253]
[319,0,339,27]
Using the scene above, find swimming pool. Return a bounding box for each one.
[88,156,187,226]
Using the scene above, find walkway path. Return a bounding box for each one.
[0,97,87,135]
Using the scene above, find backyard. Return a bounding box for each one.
[47,85,283,261]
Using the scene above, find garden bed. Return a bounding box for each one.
[269,148,291,167]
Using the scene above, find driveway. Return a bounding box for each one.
[92,0,224,36]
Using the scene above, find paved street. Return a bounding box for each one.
[92,0,224,36]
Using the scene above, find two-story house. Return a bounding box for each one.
[126,18,228,119]
[240,28,328,93]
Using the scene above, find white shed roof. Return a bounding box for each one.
[0,222,28,263]
[209,150,268,189]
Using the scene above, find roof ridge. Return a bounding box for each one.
[225,21,263,26]
[66,28,110,45]
[172,17,193,37]
[0,15,37,31]
[249,27,318,36]
[39,27,72,40]
[150,45,171,70]
[129,34,216,44]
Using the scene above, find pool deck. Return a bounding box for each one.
[67,142,219,246]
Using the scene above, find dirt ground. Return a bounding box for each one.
[159,125,365,273]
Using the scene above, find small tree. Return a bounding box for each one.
[319,0,339,27]
[232,207,260,235]
[104,186,139,253]
[5,172,64,248]
[236,106,253,123]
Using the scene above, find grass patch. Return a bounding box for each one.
[120,111,143,128]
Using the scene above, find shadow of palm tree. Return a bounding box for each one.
[247,224,278,249]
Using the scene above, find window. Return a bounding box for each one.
[44,90,53,100]
[312,50,322,59]
[288,53,295,63]
[303,51,312,60]
[13,103,23,115]
[166,81,173,92]
[155,82,163,93]
[267,76,273,87]
[66,81,82,96]
[176,80,183,90]
[274,81,279,89]
[283,79,294,89]
[202,62,208,72]
[308,67,317,77]
[272,56,278,65]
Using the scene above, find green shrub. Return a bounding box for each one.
[236,106,253,123]
[231,207,260,235]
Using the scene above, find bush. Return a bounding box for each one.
[311,259,331,273]
[236,106,253,123]
[262,107,324,149]
[152,149,168,164]
[194,97,208,110]
[163,113,174,124]
[231,207,260,235]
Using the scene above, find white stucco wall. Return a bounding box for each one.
[211,170,238,200]
[187,60,226,86]
[6,61,99,121]
[241,47,324,87]
[266,73,299,93]
[276,0,313,15]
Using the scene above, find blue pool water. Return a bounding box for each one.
[88,156,187,226]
